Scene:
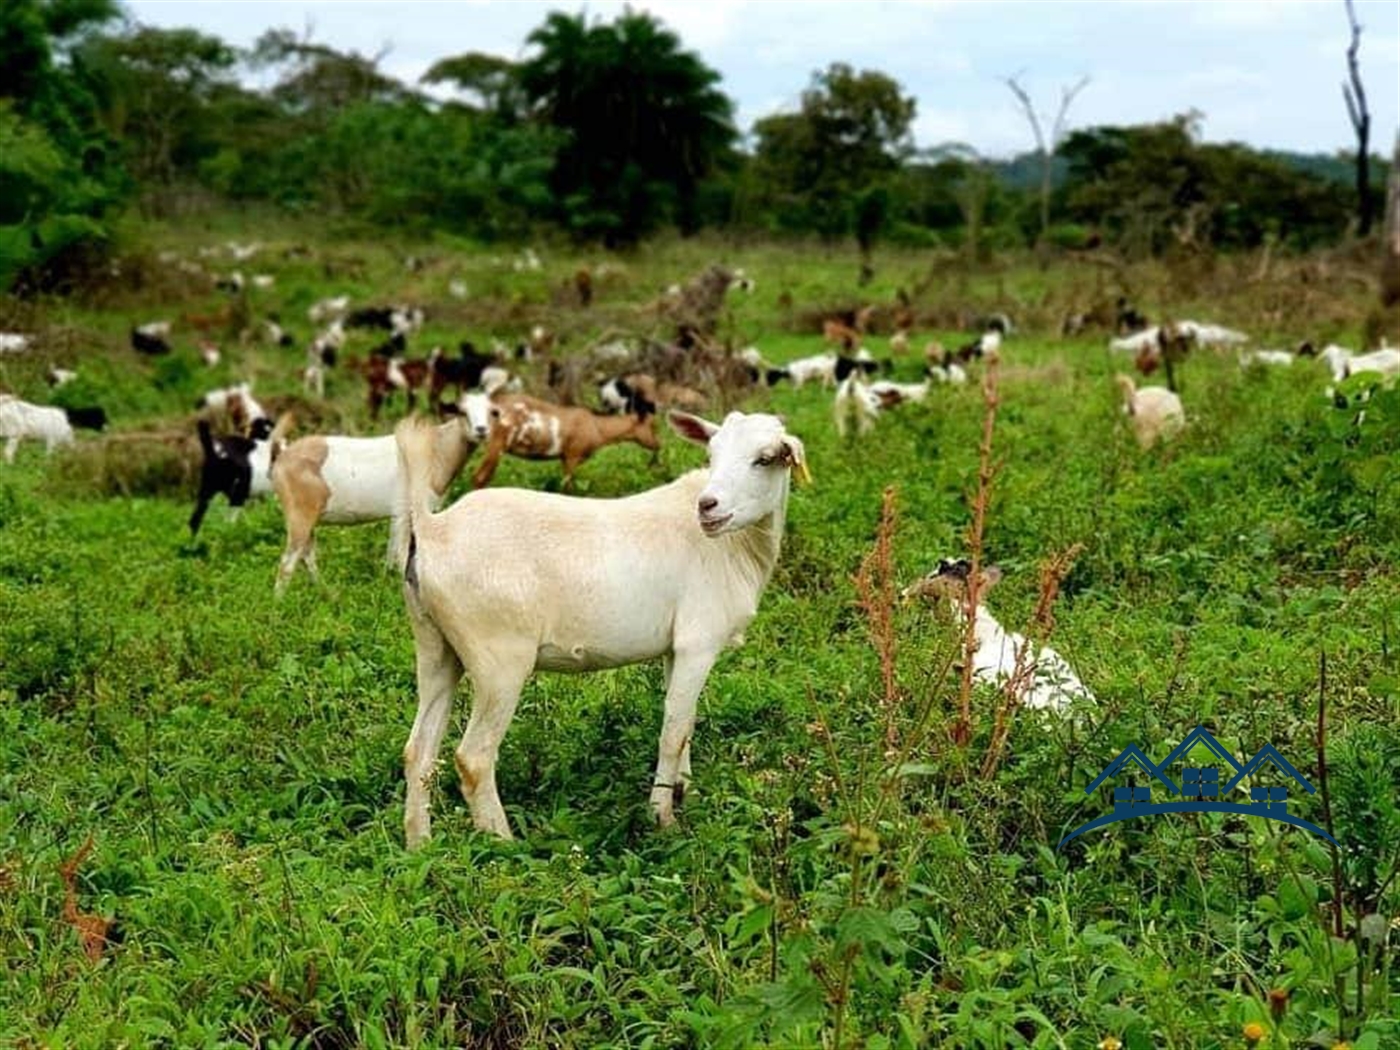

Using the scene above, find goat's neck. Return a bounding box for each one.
[713,477,790,592]
[595,411,651,447]
[428,421,475,495]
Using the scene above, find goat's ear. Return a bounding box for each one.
[779,434,812,485]
[668,411,718,446]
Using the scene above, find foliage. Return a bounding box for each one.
[519,10,736,244]
[751,63,916,243]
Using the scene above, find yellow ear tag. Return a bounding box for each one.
[795,459,813,486]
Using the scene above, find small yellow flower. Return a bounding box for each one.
[1097,1038,1123,1050]
[1243,1022,1266,1046]
[1331,1043,1351,1050]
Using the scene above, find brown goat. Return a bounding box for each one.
[473,394,660,489]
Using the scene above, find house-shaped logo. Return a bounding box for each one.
[1057,726,1339,851]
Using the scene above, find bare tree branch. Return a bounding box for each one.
[1342,0,1373,235]
[1004,72,1090,245]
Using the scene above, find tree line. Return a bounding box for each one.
[0,0,1388,290]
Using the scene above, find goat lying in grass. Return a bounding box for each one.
[189,414,292,536]
[268,396,490,593]
[904,558,1094,713]
[472,394,660,490]
[0,395,74,463]
[393,409,810,843]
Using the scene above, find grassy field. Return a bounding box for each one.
[1,221,1398,1049]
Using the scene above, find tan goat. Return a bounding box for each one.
[472,394,660,489]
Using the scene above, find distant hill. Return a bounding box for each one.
[988,147,1383,191]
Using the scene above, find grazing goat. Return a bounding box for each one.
[428,343,498,409]
[308,295,350,324]
[833,376,928,437]
[188,414,292,536]
[393,408,809,843]
[47,367,77,387]
[1115,374,1184,449]
[0,333,32,354]
[364,352,431,419]
[903,558,1094,713]
[599,373,705,414]
[0,395,75,462]
[472,394,660,489]
[131,323,172,356]
[766,352,838,389]
[269,398,489,594]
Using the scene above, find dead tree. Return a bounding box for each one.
[1004,72,1090,245]
[1343,0,1373,236]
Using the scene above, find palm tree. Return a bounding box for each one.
[519,10,735,243]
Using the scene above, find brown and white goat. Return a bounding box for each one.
[269,395,490,593]
[472,394,660,489]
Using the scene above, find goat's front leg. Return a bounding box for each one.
[651,645,718,827]
[403,615,463,849]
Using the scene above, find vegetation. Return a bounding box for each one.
[0,0,1392,291]
[1,221,1398,1046]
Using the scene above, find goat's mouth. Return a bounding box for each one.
[698,512,733,535]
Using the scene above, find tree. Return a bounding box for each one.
[421,52,525,124]
[79,27,237,192]
[750,63,915,245]
[1342,0,1372,236]
[518,10,735,243]
[0,0,123,290]
[1002,72,1089,246]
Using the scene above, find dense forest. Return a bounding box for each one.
[0,0,1389,290]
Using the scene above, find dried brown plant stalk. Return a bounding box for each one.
[980,543,1085,779]
[853,485,901,751]
[59,834,111,963]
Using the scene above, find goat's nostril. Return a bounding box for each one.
[698,496,719,515]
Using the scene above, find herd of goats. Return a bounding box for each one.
[2,254,1395,839]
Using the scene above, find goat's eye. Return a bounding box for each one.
[753,454,774,467]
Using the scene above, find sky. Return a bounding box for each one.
[124,0,1400,159]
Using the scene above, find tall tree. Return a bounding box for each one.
[1342,0,1372,236]
[519,10,735,243]
[1002,71,1089,246]
[421,52,525,124]
[751,63,915,244]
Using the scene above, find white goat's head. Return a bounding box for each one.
[458,391,493,442]
[670,411,809,535]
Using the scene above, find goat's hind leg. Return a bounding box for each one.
[403,615,464,849]
[453,641,534,840]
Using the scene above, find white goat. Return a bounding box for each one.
[0,395,75,462]
[1115,374,1184,449]
[270,398,489,594]
[1177,320,1248,350]
[1239,349,1295,368]
[774,352,838,389]
[833,377,929,437]
[1109,327,1161,354]
[393,409,810,843]
[904,559,1095,713]
[308,296,350,324]
[0,333,31,355]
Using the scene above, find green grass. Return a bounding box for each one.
[1,225,1398,1048]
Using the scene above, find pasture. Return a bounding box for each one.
[1,224,1398,1049]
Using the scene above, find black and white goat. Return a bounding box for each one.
[188,414,290,536]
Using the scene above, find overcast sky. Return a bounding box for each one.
[124,0,1399,158]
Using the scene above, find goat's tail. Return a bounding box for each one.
[393,417,440,580]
